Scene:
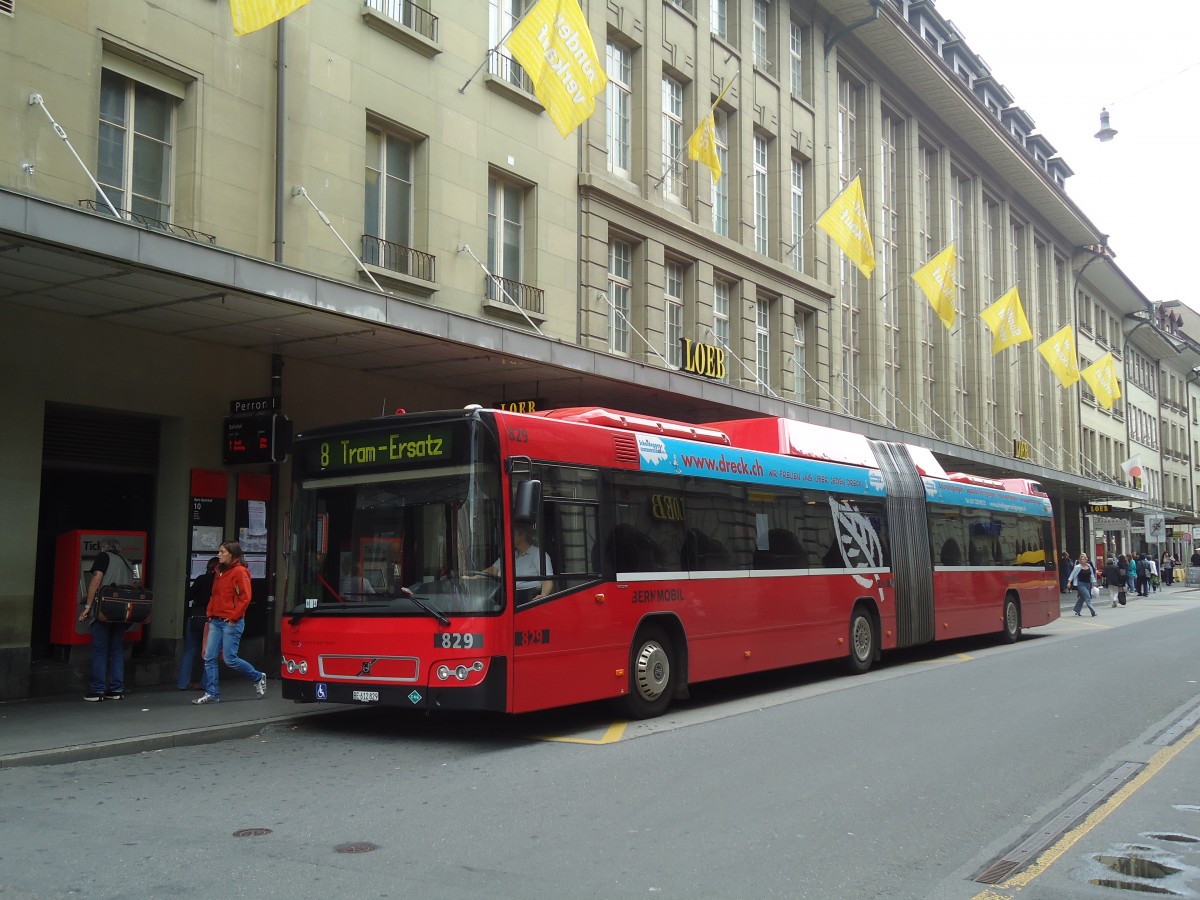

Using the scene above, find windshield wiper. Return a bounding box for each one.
[400,587,451,627]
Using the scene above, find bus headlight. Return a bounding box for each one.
[433,659,487,684]
[282,656,308,675]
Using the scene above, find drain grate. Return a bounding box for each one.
[1150,703,1200,747]
[974,762,1144,884]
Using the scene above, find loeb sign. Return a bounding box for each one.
[680,338,726,380]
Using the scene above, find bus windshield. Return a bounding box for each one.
[289,426,504,619]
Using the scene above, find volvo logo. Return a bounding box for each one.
[357,659,378,677]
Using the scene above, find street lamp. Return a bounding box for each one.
[1094,108,1118,142]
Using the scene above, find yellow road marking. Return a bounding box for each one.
[533,720,628,745]
[972,724,1200,898]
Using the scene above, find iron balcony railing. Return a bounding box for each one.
[487,50,534,94]
[361,234,436,282]
[486,274,544,316]
[362,0,438,41]
[79,199,217,243]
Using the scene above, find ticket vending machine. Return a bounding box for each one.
[50,530,148,646]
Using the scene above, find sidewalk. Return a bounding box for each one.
[0,678,340,768]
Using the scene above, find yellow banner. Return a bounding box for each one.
[688,113,721,184]
[505,0,608,138]
[1081,352,1122,409]
[817,176,875,278]
[980,287,1033,354]
[912,243,957,330]
[1038,324,1080,389]
[229,0,309,36]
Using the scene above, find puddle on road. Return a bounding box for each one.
[1089,879,1180,895]
[1095,854,1183,879]
[1145,833,1200,844]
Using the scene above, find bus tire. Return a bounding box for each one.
[1001,594,1021,644]
[618,624,675,719]
[847,606,876,675]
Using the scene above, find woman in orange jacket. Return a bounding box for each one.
[194,540,267,704]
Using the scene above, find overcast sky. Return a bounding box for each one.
[929,0,1200,309]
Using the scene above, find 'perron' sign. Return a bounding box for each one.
[680,338,726,380]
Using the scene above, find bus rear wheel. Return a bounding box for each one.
[618,625,675,719]
[847,607,876,675]
[1001,595,1021,644]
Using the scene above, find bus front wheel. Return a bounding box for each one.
[847,607,877,675]
[618,625,675,719]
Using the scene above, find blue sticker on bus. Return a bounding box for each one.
[636,435,886,498]
[316,683,327,701]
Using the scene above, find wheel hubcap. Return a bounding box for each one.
[1006,602,1018,632]
[634,641,669,701]
[852,617,872,661]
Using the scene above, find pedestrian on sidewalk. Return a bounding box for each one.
[1058,551,1073,594]
[77,539,138,702]
[1135,553,1151,597]
[1103,556,1123,607]
[1161,552,1175,588]
[177,556,217,691]
[1068,552,1097,617]
[194,541,267,705]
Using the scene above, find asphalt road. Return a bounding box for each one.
[2,600,1199,899]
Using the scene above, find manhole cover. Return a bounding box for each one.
[334,841,379,854]
[232,828,273,837]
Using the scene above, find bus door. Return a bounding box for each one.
[870,441,934,647]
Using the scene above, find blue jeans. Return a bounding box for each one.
[90,620,127,694]
[1073,583,1096,615]
[202,618,262,700]
[176,619,205,689]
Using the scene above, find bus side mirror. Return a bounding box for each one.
[514,480,542,524]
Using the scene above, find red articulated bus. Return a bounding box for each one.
[280,405,1058,718]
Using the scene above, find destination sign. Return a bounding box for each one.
[307,427,453,473]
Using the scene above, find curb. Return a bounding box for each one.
[0,706,345,769]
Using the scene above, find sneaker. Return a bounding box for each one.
[193,693,219,704]
[83,693,104,702]
[104,693,124,701]
[255,674,267,698]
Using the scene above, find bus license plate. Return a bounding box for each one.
[434,633,483,649]
[351,690,380,703]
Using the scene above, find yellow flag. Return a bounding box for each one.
[1038,324,1080,389]
[1081,352,1122,409]
[817,176,875,278]
[688,113,721,184]
[912,244,957,330]
[505,0,608,138]
[229,0,309,36]
[980,287,1033,354]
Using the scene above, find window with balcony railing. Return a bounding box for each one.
[363,0,438,42]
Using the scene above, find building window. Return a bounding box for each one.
[487,174,524,293]
[752,0,773,76]
[753,134,769,255]
[97,68,174,221]
[755,297,771,393]
[793,303,808,397]
[607,42,632,177]
[789,19,806,101]
[661,75,685,203]
[711,107,729,236]
[789,156,806,272]
[713,278,731,383]
[608,239,633,354]
[710,0,729,41]
[665,259,685,368]
[364,125,413,260]
[489,0,531,91]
